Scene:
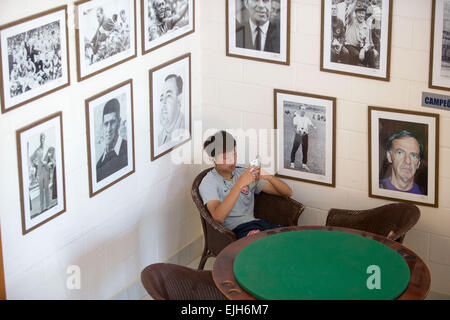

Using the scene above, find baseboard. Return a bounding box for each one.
[111,234,204,300]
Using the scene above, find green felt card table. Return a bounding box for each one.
[212,226,431,300]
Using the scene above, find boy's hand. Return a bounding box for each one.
[237,166,259,188]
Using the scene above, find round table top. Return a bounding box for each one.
[233,230,410,300]
[212,226,431,300]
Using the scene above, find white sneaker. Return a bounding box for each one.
[302,164,310,171]
[290,162,295,169]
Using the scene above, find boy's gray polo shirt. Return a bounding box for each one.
[199,167,267,230]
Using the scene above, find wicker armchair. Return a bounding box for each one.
[192,167,305,270]
[326,203,420,243]
[141,263,226,300]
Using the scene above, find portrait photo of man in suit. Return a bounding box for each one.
[96,98,128,182]
[235,0,280,53]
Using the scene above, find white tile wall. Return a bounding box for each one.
[0,0,204,300]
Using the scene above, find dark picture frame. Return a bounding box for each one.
[141,0,195,55]
[0,6,70,114]
[429,0,450,91]
[274,89,336,187]
[85,79,136,197]
[320,0,393,81]
[226,0,290,65]
[16,112,67,235]
[75,0,137,82]
[368,106,439,207]
[149,53,191,161]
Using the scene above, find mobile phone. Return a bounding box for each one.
[249,156,261,172]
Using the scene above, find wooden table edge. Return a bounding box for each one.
[212,225,431,300]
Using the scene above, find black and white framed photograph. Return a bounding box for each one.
[320,0,392,81]
[274,89,336,187]
[0,6,70,114]
[369,106,439,207]
[16,112,66,235]
[226,0,290,65]
[141,0,195,55]
[75,0,137,82]
[149,53,191,161]
[429,0,450,90]
[85,79,135,197]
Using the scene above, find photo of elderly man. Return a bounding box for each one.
[158,74,185,147]
[379,130,426,195]
[96,98,128,182]
[235,0,280,53]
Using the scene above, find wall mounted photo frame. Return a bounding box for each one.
[149,53,191,161]
[141,0,195,55]
[16,112,66,235]
[75,0,137,82]
[274,89,336,187]
[0,6,70,114]
[429,0,450,91]
[320,0,392,81]
[369,106,439,207]
[226,0,290,65]
[0,225,5,300]
[85,79,135,197]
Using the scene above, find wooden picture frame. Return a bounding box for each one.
[429,0,450,91]
[226,0,290,65]
[274,89,336,187]
[85,79,135,197]
[149,53,191,161]
[0,6,70,114]
[75,0,137,82]
[141,0,195,55]
[368,106,439,207]
[0,225,5,300]
[320,0,393,81]
[16,112,67,235]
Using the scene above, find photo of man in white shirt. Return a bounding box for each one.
[290,107,316,171]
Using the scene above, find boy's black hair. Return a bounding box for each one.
[203,130,236,158]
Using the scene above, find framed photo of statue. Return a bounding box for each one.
[274,89,336,187]
[369,106,439,207]
[226,0,290,65]
[85,79,135,197]
[0,5,70,114]
[75,0,137,82]
[141,0,195,55]
[429,0,450,90]
[149,53,191,161]
[320,0,393,81]
[16,112,66,235]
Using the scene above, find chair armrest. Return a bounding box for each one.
[199,206,237,255]
[254,193,305,226]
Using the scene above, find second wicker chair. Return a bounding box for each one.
[326,202,420,243]
[141,263,226,300]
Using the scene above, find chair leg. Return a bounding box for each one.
[395,234,406,244]
[198,246,210,270]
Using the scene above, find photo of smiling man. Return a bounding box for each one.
[150,53,191,161]
[96,97,128,182]
[157,74,185,147]
[85,79,135,197]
